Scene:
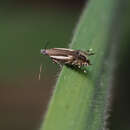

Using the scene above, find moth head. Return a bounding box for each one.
[40,49,47,55]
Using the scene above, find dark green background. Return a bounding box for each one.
[0,1,84,130]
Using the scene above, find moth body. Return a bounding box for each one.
[40,48,94,67]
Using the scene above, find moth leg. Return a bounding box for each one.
[78,65,81,68]
[77,61,82,68]
[84,60,91,66]
[52,59,62,68]
[72,60,78,66]
[84,70,86,73]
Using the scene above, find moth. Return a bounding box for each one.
[40,48,94,68]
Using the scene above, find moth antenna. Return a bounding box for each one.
[38,64,43,80]
[44,40,50,49]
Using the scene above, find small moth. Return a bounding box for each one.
[40,48,94,68]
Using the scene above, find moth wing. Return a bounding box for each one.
[50,55,73,60]
[53,48,74,52]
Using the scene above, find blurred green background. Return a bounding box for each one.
[0,1,85,130]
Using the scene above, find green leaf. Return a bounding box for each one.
[41,0,130,130]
